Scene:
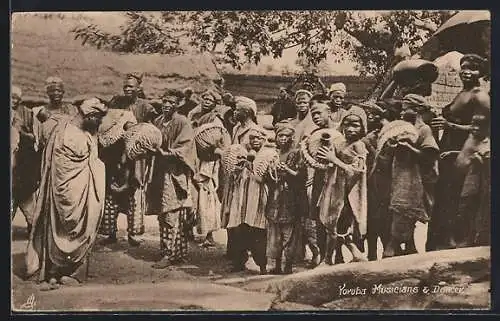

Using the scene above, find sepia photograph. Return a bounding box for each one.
[10,10,491,312]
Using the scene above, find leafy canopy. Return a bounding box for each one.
[71,11,456,78]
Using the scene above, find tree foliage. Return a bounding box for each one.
[71,10,456,79]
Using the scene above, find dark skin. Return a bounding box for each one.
[342,115,363,144]
[431,61,490,133]
[295,95,311,120]
[155,95,182,158]
[123,78,139,100]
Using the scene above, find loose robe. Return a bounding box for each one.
[32,104,79,152]
[25,121,105,281]
[221,147,277,230]
[147,113,196,219]
[231,120,258,146]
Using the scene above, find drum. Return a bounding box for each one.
[301,128,345,170]
[376,120,419,154]
[123,123,163,161]
[221,144,248,177]
[194,122,231,161]
[253,147,279,179]
[98,109,137,148]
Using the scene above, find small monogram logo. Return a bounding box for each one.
[20,294,36,310]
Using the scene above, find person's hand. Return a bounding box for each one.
[440,151,459,159]
[276,162,286,171]
[397,141,413,150]
[156,147,172,157]
[471,152,483,164]
[316,146,337,163]
[431,116,448,131]
[110,182,128,193]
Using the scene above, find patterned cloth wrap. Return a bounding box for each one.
[97,109,137,148]
[375,120,419,157]
[300,128,345,170]
[194,122,231,161]
[252,147,279,180]
[221,144,248,177]
[123,123,163,161]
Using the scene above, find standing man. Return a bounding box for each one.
[231,96,259,145]
[25,98,108,288]
[290,89,317,147]
[11,86,39,233]
[147,89,197,269]
[270,87,296,125]
[328,83,348,128]
[177,87,198,117]
[32,77,79,152]
[100,74,157,245]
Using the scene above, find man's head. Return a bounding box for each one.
[278,87,289,100]
[459,54,487,85]
[123,76,140,98]
[359,101,384,132]
[234,96,257,122]
[183,87,194,100]
[471,114,489,139]
[328,83,347,109]
[11,86,22,109]
[248,126,267,151]
[161,89,184,118]
[200,89,220,112]
[79,98,108,134]
[310,102,331,128]
[274,120,295,149]
[45,76,65,105]
[295,90,313,115]
[401,94,430,125]
[222,92,236,108]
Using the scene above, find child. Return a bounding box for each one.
[316,106,368,264]
[383,94,439,258]
[265,120,308,274]
[221,126,277,274]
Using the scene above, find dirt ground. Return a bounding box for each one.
[10,114,429,311]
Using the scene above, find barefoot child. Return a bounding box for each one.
[265,120,308,274]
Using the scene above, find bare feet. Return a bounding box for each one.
[152,257,174,269]
[59,276,81,286]
[99,236,117,246]
[127,235,141,247]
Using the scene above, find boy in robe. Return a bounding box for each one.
[328,82,349,128]
[383,94,439,258]
[265,121,308,274]
[25,98,108,289]
[147,89,197,269]
[316,106,369,265]
[221,126,276,275]
[303,102,338,267]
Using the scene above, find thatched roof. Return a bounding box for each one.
[11,13,220,104]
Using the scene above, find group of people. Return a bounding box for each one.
[11,53,490,289]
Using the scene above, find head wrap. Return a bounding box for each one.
[201,89,222,102]
[12,86,22,98]
[248,124,267,138]
[45,76,64,91]
[162,88,185,100]
[460,54,487,75]
[310,102,330,113]
[329,83,347,95]
[125,72,143,84]
[359,101,384,116]
[235,96,257,116]
[340,105,368,135]
[274,120,296,136]
[402,94,430,112]
[80,98,108,116]
[295,89,313,100]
